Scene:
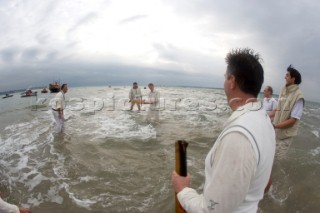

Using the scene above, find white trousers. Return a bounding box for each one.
[52,110,64,132]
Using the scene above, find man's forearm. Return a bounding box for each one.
[274,117,297,129]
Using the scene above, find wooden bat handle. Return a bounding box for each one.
[175,140,188,213]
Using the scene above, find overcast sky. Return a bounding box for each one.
[0,0,319,102]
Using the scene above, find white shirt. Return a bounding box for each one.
[178,102,275,213]
[263,97,277,113]
[129,88,142,100]
[0,198,19,213]
[147,90,160,109]
[291,99,304,119]
[52,91,65,110]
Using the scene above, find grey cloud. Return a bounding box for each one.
[1,0,319,102]
[153,42,224,75]
[165,0,320,38]
[68,12,98,32]
[37,0,62,24]
[119,15,148,25]
[0,61,218,92]
[153,43,178,62]
[0,47,20,63]
[21,48,40,61]
[35,32,51,45]
[0,46,62,64]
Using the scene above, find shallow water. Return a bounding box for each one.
[0,86,319,212]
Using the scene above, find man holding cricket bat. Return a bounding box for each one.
[172,48,275,213]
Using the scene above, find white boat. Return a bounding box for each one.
[21,89,37,98]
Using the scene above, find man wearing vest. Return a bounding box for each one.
[272,65,304,160]
[172,48,276,213]
[264,65,304,193]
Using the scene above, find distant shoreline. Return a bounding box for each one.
[1,85,319,104]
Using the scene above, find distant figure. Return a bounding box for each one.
[263,86,277,118]
[143,83,160,122]
[52,84,68,132]
[129,82,142,111]
[172,48,275,212]
[0,194,31,213]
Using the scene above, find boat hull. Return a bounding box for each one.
[21,92,37,98]
[2,95,13,99]
[49,88,60,93]
[49,84,60,93]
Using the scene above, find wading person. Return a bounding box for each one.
[263,85,277,119]
[129,82,142,111]
[143,83,160,122]
[264,65,304,193]
[172,48,276,213]
[51,84,68,132]
[272,65,304,160]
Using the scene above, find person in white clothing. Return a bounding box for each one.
[52,84,68,132]
[143,83,160,122]
[172,48,276,213]
[129,82,142,111]
[143,83,160,108]
[263,86,277,119]
[0,194,31,213]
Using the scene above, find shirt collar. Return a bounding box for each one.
[224,102,261,127]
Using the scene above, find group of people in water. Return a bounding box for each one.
[50,82,160,134]
[129,82,160,112]
[1,48,304,213]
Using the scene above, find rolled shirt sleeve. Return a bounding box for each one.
[291,99,304,120]
[177,132,257,213]
[0,198,19,213]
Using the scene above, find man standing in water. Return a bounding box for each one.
[129,82,142,111]
[263,85,277,118]
[172,48,276,212]
[264,65,304,193]
[272,65,304,160]
[52,84,68,132]
[143,83,160,122]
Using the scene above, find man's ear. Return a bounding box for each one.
[230,75,236,90]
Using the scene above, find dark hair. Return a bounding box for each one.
[225,48,264,97]
[61,84,67,90]
[133,82,138,85]
[148,83,154,87]
[287,64,302,84]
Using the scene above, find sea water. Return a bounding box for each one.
[0,86,319,212]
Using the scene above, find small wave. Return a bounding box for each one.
[311,130,319,138]
[310,147,320,156]
[64,184,96,209]
[79,176,100,183]
[268,183,293,204]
